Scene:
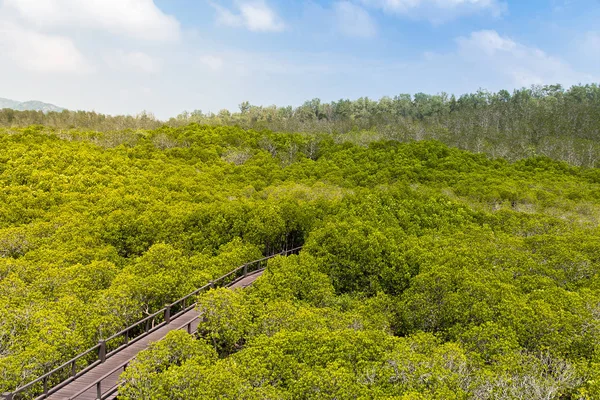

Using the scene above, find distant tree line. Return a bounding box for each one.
[1,84,599,166]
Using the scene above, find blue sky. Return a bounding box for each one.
[0,0,598,118]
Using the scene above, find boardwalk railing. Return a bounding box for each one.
[2,246,302,400]
[66,315,203,400]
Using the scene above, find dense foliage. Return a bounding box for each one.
[1,123,600,398]
[1,84,600,166]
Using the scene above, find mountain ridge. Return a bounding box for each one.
[0,97,65,113]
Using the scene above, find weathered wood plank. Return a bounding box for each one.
[229,270,265,289]
[47,309,200,400]
[47,270,265,400]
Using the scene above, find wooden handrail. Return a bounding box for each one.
[66,314,204,400]
[66,356,135,400]
[5,246,302,400]
[104,309,164,343]
[5,344,102,399]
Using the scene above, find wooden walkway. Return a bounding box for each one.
[4,248,302,400]
[47,270,265,400]
[229,269,264,289]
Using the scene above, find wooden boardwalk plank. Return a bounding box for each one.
[229,269,264,290]
[48,309,201,400]
[47,271,264,400]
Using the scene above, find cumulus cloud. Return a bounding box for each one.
[456,30,592,87]
[0,20,91,74]
[334,2,377,38]
[457,29,517,55]
[360,0,507,22]
[105,50,162,74]
[212,1,285,32]
[584,32,600,48]
[199,55,225,71]
[581,31,600,63]
[2,0,180,42]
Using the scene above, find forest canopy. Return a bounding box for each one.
[1,83,599,167]
[0,103,599,398]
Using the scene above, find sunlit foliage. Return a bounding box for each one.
[1,123,599,398]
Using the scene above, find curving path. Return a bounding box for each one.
[4,247,302,400]
[47,270,265,400]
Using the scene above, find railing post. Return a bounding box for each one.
[98,340,106,363]
[3,249,302,400]
[96,381,101,399]
[164,304,171,325]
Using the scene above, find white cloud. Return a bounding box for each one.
[105,50,162,74]
[360,0,507,22]
[423,51,437,61]
[0,20,91,74]
[212,1,285,32]
[456,29,516,55]
[334,2,377,38]
[584,32,600,49]
[194,50,335,78]
[581,31,600,62]
[199,55,225,71]
[2,0,180,42]
[455,30,592,87]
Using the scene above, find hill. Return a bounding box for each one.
[0,97,65,112]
